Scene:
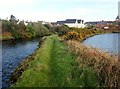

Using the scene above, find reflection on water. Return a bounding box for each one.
[83,33,120,54]
[2,38,40,88]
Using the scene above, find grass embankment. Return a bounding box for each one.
[11,35,99,87]
[61,28,120,87]
[67,40,120,87]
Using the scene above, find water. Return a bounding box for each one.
[83,33,120,54]
[2,38,40,88]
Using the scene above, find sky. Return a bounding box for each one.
[0,0,119,22]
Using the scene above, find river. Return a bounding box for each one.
[83,33,120,54]
[1,38,40,88]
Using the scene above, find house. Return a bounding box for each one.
[65,19,85,28]
[56,19,85,28]
[85,21,113,29]
[96,21,113,29]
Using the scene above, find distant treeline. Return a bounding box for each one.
[1,15,71,39]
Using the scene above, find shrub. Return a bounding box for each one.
[33,22,50,37]
[54,25,70,36]
[26,24,37,38]
[44,24,52,29]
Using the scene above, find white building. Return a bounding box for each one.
[57,19,85,28]
[65,19,85,28]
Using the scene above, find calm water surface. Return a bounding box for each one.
[2,38,40,88]
[83,33,120,54]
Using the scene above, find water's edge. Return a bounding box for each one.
[2,38,42,88]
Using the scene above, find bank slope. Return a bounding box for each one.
[11,35,99,87]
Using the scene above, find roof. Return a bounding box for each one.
[85,21,113,25]
[77,20,83,23]
[57,21,65,25]
[65,19,77,23]
[56,19,84,25]
[85,22,98,25]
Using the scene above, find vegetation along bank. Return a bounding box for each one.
[11,28,120,87]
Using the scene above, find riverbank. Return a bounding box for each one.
[67,40,119,87]
[11,35,99,87]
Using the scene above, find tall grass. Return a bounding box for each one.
[67,40,120,87]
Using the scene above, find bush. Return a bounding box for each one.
[44,24,52,29]
[54,25,70,36]
[2,20,10,32]
[26,24,37,38]
[33,22,50,37]
[62,28,107,41]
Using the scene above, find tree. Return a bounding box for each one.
[33,22,49,37]
[26,24,37,38]
[2,20,10,32]
[54,25,70,36]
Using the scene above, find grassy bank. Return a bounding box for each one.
[61,28,120,87]
[11,35,99,87]
[67,40,120,87]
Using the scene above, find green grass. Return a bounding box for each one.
[12,35,99,87]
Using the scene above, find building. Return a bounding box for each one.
[85,22,98,27]
[57,19,85,28]
[85,21,113,29]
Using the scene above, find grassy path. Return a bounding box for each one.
[12,35,99,87]
[48,36,76,86]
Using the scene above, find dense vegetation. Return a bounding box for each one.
[2,15,51,39]
[1,16,72,40]
[62,27,120,41]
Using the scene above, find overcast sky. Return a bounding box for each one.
[0,0,119,22]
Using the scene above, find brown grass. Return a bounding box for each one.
[67,40,120,87]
